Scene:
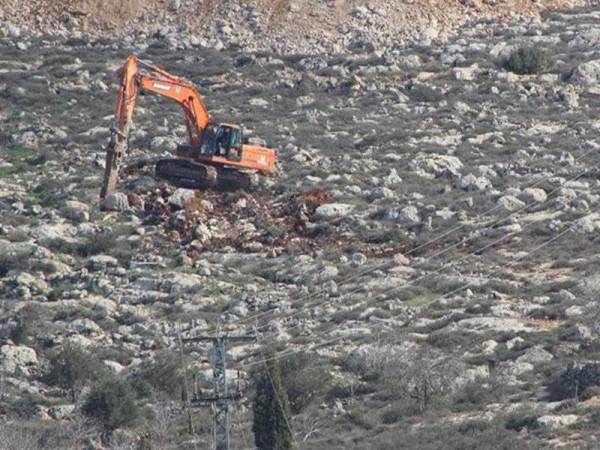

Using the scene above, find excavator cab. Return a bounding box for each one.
[200,124,243,161]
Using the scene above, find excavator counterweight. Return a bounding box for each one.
[99,55,276,198]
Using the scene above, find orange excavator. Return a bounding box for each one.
[100,55,277,198]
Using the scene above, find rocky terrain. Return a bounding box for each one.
[1,0,599,54]
[5,2,600,450]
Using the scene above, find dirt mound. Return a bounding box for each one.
[139,183,414,262]
[1,0,597,53]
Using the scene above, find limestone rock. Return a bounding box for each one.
[102,192,129,211]
[0,345,38,373]
[411,154,463,178]
[497,195,526,212]
[68,319,103,337]
[63,200,90,222]
[570,60,600,85]
[86,254,119,271]
[315,203,355,220]
[168,188,196,208]
[458,174,491,191]
[536,414,579,430]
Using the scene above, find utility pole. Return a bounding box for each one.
[183,334,255,450]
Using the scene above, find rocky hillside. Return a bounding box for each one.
[1,0,599,53]
[5,2,600,450]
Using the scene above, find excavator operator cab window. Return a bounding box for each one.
[230,128,242,150]
[214,125,242,162]
[228,128,243,161]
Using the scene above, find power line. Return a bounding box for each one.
[177,146,598,443]
[233,212,579,371]
[228,143,599,329]
[243,159,600,337]
[182,142,598,343]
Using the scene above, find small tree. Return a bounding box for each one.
[253,359,294,450]
[280,352,330,414]
[134,350,184,398]
[82,376,139,440]
[503,46,554,75]
[46,342,107,402]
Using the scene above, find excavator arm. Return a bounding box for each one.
[100,55,211,198]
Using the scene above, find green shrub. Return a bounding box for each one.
[45,342,108,402]
[280,352,331,414]
[347,409,375,430]
[504,413,539,432]
[82,376,140,435]
[503,46,554,75]
[547,362,600,401]
[134,350,184,398]
[381,403,406,424]
[7,304,43,345]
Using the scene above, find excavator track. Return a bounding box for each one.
[217,168,259,191]
[155,159,217,189]
[155,158,258,191]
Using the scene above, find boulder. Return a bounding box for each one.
[104,360,126,373]
[86,254,119,271]
[570,60,600,85]
[102,192,129,211]
[33,223,78,242]
[194,223,212,244]
[454,317,534,333]
[497,195,526,212]
[67,318,103,337]
[249,98,269,107]
[49,404,76,420]
[572,213,600,234]
[168,188,196,208]
[520,188,547,203]
[0,344,37,373]
[315,203,355,220]
[383,168,402,187]
[63,200,90,222]
[150,136,178,152]
[569,29,600,48]
[536,414,579,430]
[458,174,491,191]
[397,206,421,225]
[515,346,554,365]
[452,64,479,81]
[13,272,48,294]
[411,154,463,178]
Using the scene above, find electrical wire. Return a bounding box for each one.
[233,212,579,371]
[242,158,599,337]
[224,143,599,333]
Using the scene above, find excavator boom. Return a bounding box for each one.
[99,55,276,198]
